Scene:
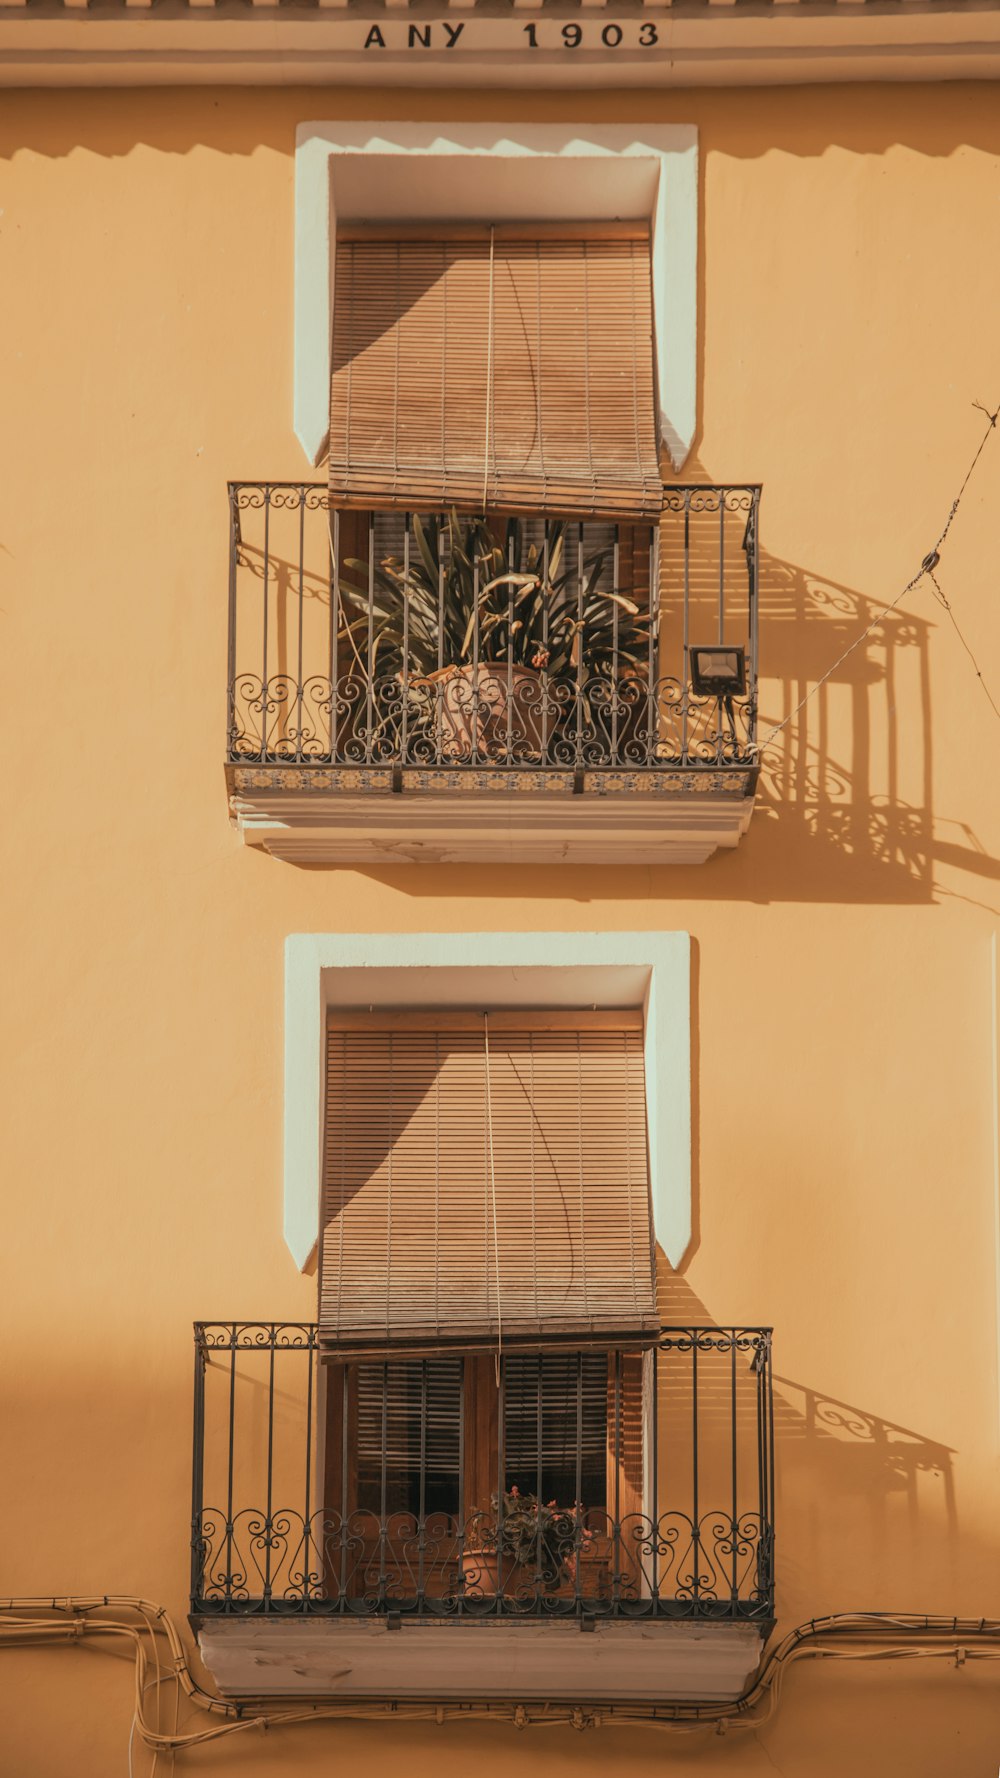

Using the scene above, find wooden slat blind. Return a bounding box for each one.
[320,1020,657,1356]
[355,1358,463,1516]
[329,230,662,520]
[503,1351,609,1508]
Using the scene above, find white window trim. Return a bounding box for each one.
[284,930,692,1274]
[294,121,698,473]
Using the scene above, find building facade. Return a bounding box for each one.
[2,5,1000,1772]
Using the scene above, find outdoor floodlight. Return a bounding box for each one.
[689,645,747,699]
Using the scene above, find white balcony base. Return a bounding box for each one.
[228,772,757,866]
[197,1617,764,1703]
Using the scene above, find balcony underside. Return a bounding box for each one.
[227,765,758,866]
[196,1616,765,1704]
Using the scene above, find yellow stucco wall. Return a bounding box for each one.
[2,81,1000,1774]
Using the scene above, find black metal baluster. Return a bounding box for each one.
[418,1358,427,1608]
[651,1344,660,1608]
[303,1331,314,1608]
[541,526,551,765]
[401,514,411,764]
[190,1327,207,1609]
[575,1351,583,1615]
[717,496,727,762]
[611,527,620,765]
[506,523,515,766]
[730,1333,738,1614]
[295,488,306,762]
[496,1357,504,1614]
[329,506,340,763]
[682,497,690,764]
[755,1334,766,1613]
[436,516,445,764]
[339,1364,349,1612]
[226,489,239,761]
[379,1361,388,1603]
[647,519,658,767]
[718,493,726,644]
[691,1334,700,1609]
[264,1329,275,1605]
[261,489,271,760]
[535,1352,543,1599]
[766,1334,776,1609]
[225,1327,237,1608]
[366,515,375,764]
[575,522,584,766]
[613,1348,622,1605]
[472,537,481,763]
[457,1357,466,1616]
[749,492,760,752]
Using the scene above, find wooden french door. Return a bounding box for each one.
[323,1349,645,1607]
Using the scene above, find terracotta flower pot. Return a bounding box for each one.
[417,663,546,763]
[460,1548,608,1600]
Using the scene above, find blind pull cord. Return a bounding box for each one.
[482,224,496,517]
[483,1010,503,1388]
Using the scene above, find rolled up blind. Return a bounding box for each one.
[319,1013,657,1357]
[329,227,662,520]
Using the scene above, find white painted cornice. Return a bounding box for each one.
[1,1,999,88]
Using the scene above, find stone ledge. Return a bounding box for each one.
[229,780,757,864]
[197,1615,766,1703]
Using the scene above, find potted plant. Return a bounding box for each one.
[461,1487,603,1600]
[337,513,650,764]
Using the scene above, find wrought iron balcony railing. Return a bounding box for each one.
[226,487,760,784]
[191,1324,775,1624]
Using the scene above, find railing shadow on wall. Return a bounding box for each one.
[752,551,934,903]
[366,536,1000,903]
[699,532,1000,906]
[769,1374,958,1607]
[659,1273,959,1615]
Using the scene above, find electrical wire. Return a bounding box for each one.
[927,568,1000,726]
[2,1598,999,1758]
[758,400,1000,754]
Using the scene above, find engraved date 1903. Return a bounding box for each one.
[522,21,662,47]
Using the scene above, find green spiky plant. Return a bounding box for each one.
[336,511,650,688]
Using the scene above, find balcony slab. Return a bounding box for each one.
[227,767,757,866]
[197,1616,765,1703]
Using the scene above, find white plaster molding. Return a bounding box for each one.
[294,122,698,472]
[284,930,691,1275]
